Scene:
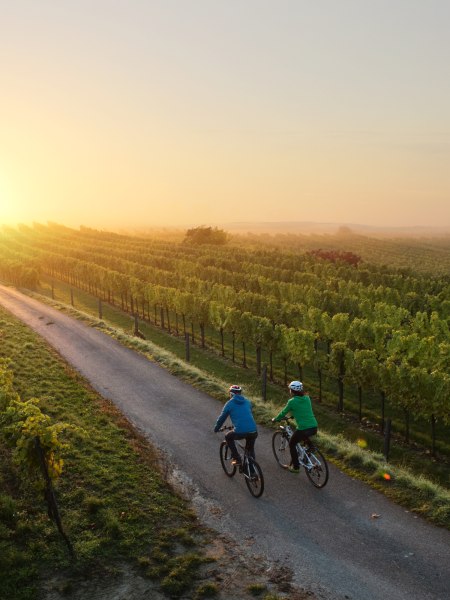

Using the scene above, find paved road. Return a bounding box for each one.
[1,285,449,600]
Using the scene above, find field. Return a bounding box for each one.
[1,224,448,454]
[235,228,450,276]
[0,225,449,598]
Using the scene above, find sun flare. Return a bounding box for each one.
[0,176,19,224]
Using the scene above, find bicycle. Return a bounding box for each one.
[219,426,264,498]
[272,416,329,488]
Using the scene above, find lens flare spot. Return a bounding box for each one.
[383,473,391,481]
[356,438,367,448]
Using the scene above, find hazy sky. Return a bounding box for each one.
[1,1,449,229]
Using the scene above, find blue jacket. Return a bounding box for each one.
[214,395,257,434]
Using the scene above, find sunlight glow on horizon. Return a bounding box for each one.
[1,1,449,230]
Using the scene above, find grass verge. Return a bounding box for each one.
[0,306,218,599]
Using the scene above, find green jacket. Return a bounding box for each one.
[274,395,318,431]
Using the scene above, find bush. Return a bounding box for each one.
[183,226,228,246]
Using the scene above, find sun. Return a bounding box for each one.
[0,173,21,225]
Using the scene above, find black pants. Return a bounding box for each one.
[290,427,317,469]
[225,430,258,462]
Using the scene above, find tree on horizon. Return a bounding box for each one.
[183,226,228,245]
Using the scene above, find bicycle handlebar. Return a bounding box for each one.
[219,425,234,432]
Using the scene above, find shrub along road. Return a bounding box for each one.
[0,284,449,600]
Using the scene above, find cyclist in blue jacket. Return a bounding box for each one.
[214,385,258,466]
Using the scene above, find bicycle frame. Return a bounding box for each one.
[272,417,329,488]
[278,423,311,468]
[218,426,264,497]
[236,441,255,475]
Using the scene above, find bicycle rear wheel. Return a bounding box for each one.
[220,441,237,477]
[272,430,290,468]
[244,458,264,498]
[304,447,329,488]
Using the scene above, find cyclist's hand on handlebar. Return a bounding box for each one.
[219,425,233,432]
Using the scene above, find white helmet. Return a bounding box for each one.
[229,384,242,395]
[288,380,303,392]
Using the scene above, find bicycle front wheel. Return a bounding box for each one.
[220,441,237,477]
[244,458,264,498]
[304,447,329,488]
[272,430,290,468]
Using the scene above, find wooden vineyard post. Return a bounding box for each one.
[262,364,267,402]
[185,332,190,362]
[431,415,436,457]
[380,391,386,433]
[34,437,75,558]
[383,419,392,461]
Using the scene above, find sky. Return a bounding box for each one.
[1,0,449,230]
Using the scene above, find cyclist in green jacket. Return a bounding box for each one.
[272,381,318,473]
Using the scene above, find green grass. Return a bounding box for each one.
[247,583,268,596]
[0,306,216,599]
[24,278,450,529]
[0,299,297,599]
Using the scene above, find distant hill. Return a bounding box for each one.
[218,221,450,237]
